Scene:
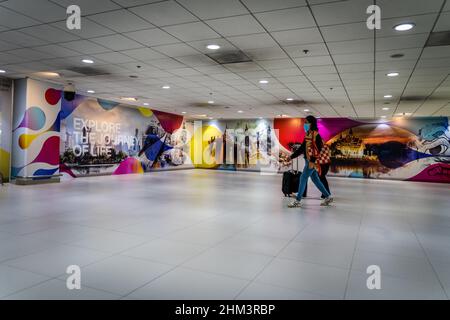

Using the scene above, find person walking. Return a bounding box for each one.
[287,115,333,208]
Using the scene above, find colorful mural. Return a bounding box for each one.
[196,117,450,183]
[0,78,12,182]
[60,95,192,177]
[11,79,61,179]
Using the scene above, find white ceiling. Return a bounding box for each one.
[0,0,449,119]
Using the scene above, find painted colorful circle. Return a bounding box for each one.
[45,88,61,105]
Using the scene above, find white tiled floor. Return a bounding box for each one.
[0,169,449,300]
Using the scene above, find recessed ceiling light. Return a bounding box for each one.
[259,80,269,84]
[182,112,187,114]
[35,71,60,77]
[381,116,387,119]
[0,69,6,73]
[386,72,399,77]
[143,103,149,106]
[87,90,95,93]
[384,95,393,98]
[237,110,244,113]
[82,59,94,64]
[286,98,294,101]
[206,44,220,50]
[304,109,310,112]
[162,85,170,89]
[120,97,138,102]
[382,107,390,111]
[394,23,415,31]
[208,100,214,104]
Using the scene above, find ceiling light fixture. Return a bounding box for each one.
[259,80,269,84]
[304,109,310,112]
[143,103,149,106]
[394,23,415,31]
[237,110,244,113]
[382,107,390,111]
[162,85,170,89]
[36,72,60,77]
[0,69,5,73]
[384,95,393,98]
[208,100,214,104]
[386,72,399,77]
[381,116,387,119]
[87,90,95,93]
[286,98,294,101]
[206,44,220,50]
[120,97,138,102]
[82,59,94,64]
[182,112,187,114]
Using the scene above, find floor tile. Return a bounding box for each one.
[127,267,249,300]
[256,258,348,298]
[183,247,273,280]
[0,265,50,298]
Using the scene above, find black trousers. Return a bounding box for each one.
[320,164,331,197]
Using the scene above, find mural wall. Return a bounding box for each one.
[60,95,193,178]
[196,117,450,183]
[11,79,61,179]
[0,78,12,182]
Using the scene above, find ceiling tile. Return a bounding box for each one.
[176,54,218,67]
[321,22,372,42]
[35,45,82,58]
[0,0,64,23]
[227,33,278,49]
[271,28,323,46]
[244,47,288,60]
[163,22,220,41]
[52,0,121,15]
[130,1,198,26]
[91,52,137,64]
[125,28,180,46]
[51,19,116,39]
[378,0,444,18]
[119,48,166,61]
[433,11,450,32]
[206,15,265,37]
[310,0,372,26]
[152,43,199,57]
[21,25,81,43]
[241,0,306,13]
[89,9,155,32]
[0,31,49,47]
[59,40,110,55]
[177,0,248,19]
[0,6,40,28]
[91,34,144,51]
[255,7,315,31]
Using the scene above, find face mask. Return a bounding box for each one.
[304,123,310,132]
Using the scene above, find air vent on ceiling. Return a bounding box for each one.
[206,50,252,64]
[65,67,111,76]
[425,31,450,47]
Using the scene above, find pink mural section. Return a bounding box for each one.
[113,157,144,175]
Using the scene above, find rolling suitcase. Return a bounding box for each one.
[282,158,307,197]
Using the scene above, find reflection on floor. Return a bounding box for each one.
[0,169,449,300]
